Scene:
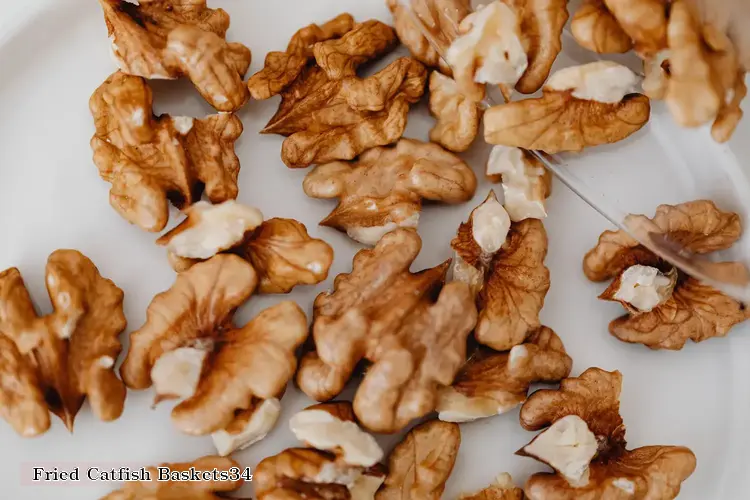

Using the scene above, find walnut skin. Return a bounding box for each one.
[90,72,243,232]
[303,138,477,245]
[460,473,525,500]
[518,368,697,500]
[157,201,333,294]
[98,0,251,111]
[101,455,249,500]
[262,57,428,168]
[314,20,398,80]
[376,420,460,500]
[120,255,307,446]
[429,72,482,153]
[571,0,633,54]
[297,228,478,433]
[584,200,749,350]
[0,251,126,436]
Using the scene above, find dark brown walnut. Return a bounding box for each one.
[0,250,125,437]
[303,138,477,245]
[376,420,461,500]
[98,0,251,111]
[584,200,749,350]
[262,57,428,168]
[571,0,633,54]
[518,368,697,500]
[297,228,477,433]
[90,72,243,232]
[313,20,398,80]
[460,473,525,500]
[247,14,356,100]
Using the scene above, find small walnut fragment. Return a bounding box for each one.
[486,145,551,222]
[297,228,477,433]
[376,420,460,500]
[571,0,633,55]
[314,20,398,80]
[460,473,525,500]
[437,326,571,423]
[518,368,697,500]
[90,72,243,232]
[451,191,550,351]
[484,62,650,153]
[303,138,476,245]
[120,255,308,454]
[98,0,251,111]
[262,57,428,168]
[101,455,248,499]
[0,250,125,437]
[429,72,482,153]
[157,200,333,294]
[584,200,749,350]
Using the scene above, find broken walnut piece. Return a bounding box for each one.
[451,191,550,351]
[303,138,477,245]
[313,20,398,80]
[518,368,697,500]
[101,455,248,500]
[0,250,126,437]
[584,200,749,350]
[120,255,308,454]
[484,61,650,153]
[376,420,460,500]
[486,145,551,222]
[429,72,482,153]
[90,72,243,232]
[98,0,251,111]
[262,57,428,168]
[437,326,572,423]
[157,200,333,294]
[460,473,525,500]
[571,0,633,54]
[296,228,477,433]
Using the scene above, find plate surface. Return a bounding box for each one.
[0,1,748,498]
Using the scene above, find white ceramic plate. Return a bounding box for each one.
[1,1,748,498]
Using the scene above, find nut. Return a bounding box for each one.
[0,250,126,436]
[101,455,248,499]
[518,368,697,499]
[303,138,477,245]
[157,200,333,294]
[376,420,460,500]
[296,228,477,433]
[584,200,749,349]
[120,255,308,452]
[571,0,633,54]
[484,62,650,153]
[90,72,243,232]
[98,0,251,111]
[212,398,282,457]
[437,326,572,423]
[247,14,356,100]
[451,191,550,350]
[313,20,398,80]
[460,473,525,500]
[485,146,551,221]
[428,72,482,153]
[262,57,428,168]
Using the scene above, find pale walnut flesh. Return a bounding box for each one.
[90,72,243,232]
[99,0,251,111]
[486,145,551,222]
[460,473,525,500]
[519,368,697,500]
[296,228,478,433]
[584,200,748,350]
[0,250,126,437]
[429,72,481,153]
[120,255,308,441]
[157,200,333,294]
[211,397,282,457]
[303,138,476,245]
[437,326,572,422]
[376,420,460,500]
[484,62,650,153]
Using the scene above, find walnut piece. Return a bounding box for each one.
[0,251,126,437]
[157,200,333,294]
[376,420,460,500]
[437,326,571,423]
[120,255,308,454]
[584,200,749,350]
[429,72,482,153]
[518,368,697,500]
[297,228,477,433]
[303,138,477,245]
[460,473,525,500]
[484,62,650,153]
[485,146,551,221]
[98,0,251,111]
[101,455,248,499]
[451,191,550,350]
[90,72,243,232]
[571,0,633,54]
[314,20,398,80]
[262,57,428,168]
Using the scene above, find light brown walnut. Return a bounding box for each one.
[90,72,243,232]
[428,72,482,153]
[460,473,525,500]
[571,0,633,54]
[0,251,125,437]
[313,20,398,80]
